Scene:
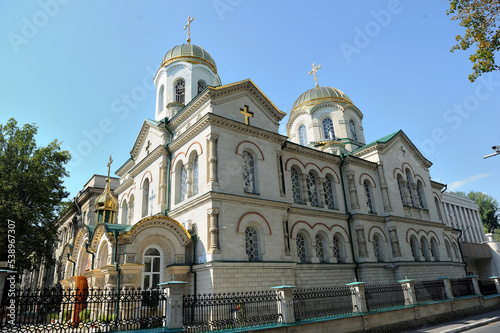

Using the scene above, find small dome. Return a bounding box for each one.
[161,44,217,74]
[95,179,118,213]
[291,86,352,112]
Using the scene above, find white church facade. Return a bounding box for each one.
[57,25,467,294]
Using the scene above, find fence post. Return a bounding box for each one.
[345,281,367,313]
[489,276,500,294]
[437,277,454,299]
[468,275,481,295]
[158,280,188,330]
[271,283,296,324]
[398,278,416,305]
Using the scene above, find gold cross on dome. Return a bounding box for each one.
[184,16,194,44]
[240,105,253,125]
[308,63,321,88]
[107,156,113,178]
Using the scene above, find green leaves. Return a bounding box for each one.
[457,190,499,232]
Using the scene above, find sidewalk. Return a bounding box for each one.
[403,308,500,332]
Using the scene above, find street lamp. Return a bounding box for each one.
[484,146,500,159]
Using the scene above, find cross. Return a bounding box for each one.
[240,105,253,125]
[146,140,151,155]
[308,63,321,88]
[184,16,194,44]
[400,146,406,155]
[106,156,113,178]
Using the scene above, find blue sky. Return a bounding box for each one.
[1,0,499,203]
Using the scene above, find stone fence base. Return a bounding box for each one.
[248,295,500,333]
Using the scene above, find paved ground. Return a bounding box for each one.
[403,308,500,333]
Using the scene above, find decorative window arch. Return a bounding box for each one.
[121,199,128,225]
[323,175,337,209]
[410,236,420,261]
[322,118,335,140]
[243,150,257,193]
[373,234,383,261]
[175,79,185,104]
[405,170,414,206]
[143,247,162,289]
[179,163,187,202]
[333,233,346,263]
[97,243,109,268]
[192,154,199,195]
[245,226,260,261]
[349,119,358,141]
[158,85,164,114]
[296,232,309,263]
[445,240,452,259]
[306,172,319,207]
[416,181,426,208]
[299,125,308,146]
[421,237,431,261]
[364,180,375,213]
[430,238,439,261]
[142,178,149,217]
[291,167,302,204]
[197,80,206,94]
[315,233,327,263]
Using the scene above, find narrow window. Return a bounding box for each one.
[431,238,439,261]
[416,181,425,208]
[435,198,443,221]
[245,227,259,261]
[296,233,307,263]
[373,235,382,261]
[129,195,135,224]
[410,236,419,261]
[315,234,325,263]
[158,85,164,114]
[142,178,149,217]
[121,199,128,225]
[179,164,187,201]
[306,172,319,207]
[322,118,335,140]
[291,167,302,204]
[323,175,337,209]
[421,238,430,261]
[406,170,414,206]
[452,244,460,261]
[397,176,405,205]
[197,80,206,94]
[243,151,256,193]
[349,119,358,141]
[175,79,185,104]
[192,155,199,195]
[364,181,375,213]
[333,235,342,263]
[445,241,452,259]
[299,125,308,146]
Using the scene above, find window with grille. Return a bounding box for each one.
[322,118,335,140]
[291,167,302,203]
[179,164,187,202]
[192,155,199,195]
[373,235,382,261]
[315,234,325,262]
[243,151,257,193]
[296,233,307,263]
[323,175,337,209]
[143,248,161,289]
[299,125,308,146]
[416,182,425,208]
[245,227,259,261]
[364,181,375,213]
[307,172,319,207]
[349,119,358,141]
[175,79,185,104]
[333,235,341,262]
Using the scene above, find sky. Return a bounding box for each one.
[1,0,499,203]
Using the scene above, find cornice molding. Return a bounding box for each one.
[343,155,378,170]
[283,142,342,166]
[114,177,133,196]
[128,145,166,178]
[288,206,348,220]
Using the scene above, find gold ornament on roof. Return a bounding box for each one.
[95,155,118,213]
[184,16,194,44]
[308,63,321,88]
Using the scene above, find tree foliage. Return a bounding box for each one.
[457,190,499,232]
[0,118,71,271]
[448,0,500,82]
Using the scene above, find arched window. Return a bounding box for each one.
[364,181,375,213]
[349,119,358,141]
[315,234,326,263]
[333,234,345,263]
[397,176,406,205]
[416,181,426,208]
[322,118,335,140]
[98,244,109,268]
[445,240,452,259]
[299,125,308,146]
[306,172,319,207]
[405,170,414,206]
[197,80,206,94]
[192,155,199,195]
[129,194,135,224]
[179,163,187,202]
[121,199,128,225]
[291,167,302,204]
[434,198,443,221]
[410,236,420,261]
[142,178,149,217]
[452,243,460,261]
[158,85,164,114]
[243,151,257,193]
[373,234,383,261]
[143,247,162,289]
[83,211,86,225]
[175,79,185,104]
[430,238,439,261]
[323,175,337,209]
[245,227,259,261]
[421,238,431,261]
[296,233,307,263]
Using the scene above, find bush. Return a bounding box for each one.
[79,309,91,322]
[98,314,115,323]
[61,310,72,322]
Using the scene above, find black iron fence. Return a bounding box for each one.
[365,283,406,311]
[183,291,283,332]
[450,278,475,298]
[414,280,448,303]
[0,287,166,332]
[293,286,353,321]
[478,279,498,296]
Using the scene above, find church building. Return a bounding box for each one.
[57,19,466,294]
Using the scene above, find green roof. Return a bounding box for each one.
[350,130,402,154]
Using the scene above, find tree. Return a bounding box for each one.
[0,118,71,272]
[447,0,500,82]
[457,190,499,232]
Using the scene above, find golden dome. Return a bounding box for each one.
[95,178,117,213]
